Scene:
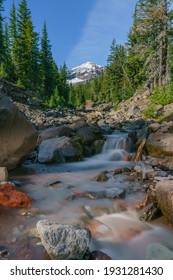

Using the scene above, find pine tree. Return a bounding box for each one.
[3,22,15,79]
[68,84,76,107]
[40,21,54,99]
[129,0,173,90]
[106,39,133,101]
[59,62,69,104]
[9,0,18,77]
[0,0,5,69]
[16,0,39,89]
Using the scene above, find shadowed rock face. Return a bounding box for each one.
[0,93,38,170]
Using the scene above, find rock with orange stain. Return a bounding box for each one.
[0,182,32,208]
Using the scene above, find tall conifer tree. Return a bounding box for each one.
[40,21,54,98]
[128,0,173,90]
[16,0,39,89]
[0,0,5,68]
[9,0,18,78]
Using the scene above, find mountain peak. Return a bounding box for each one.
[67,62,104,85]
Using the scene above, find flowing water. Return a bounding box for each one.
[1,131,173,259]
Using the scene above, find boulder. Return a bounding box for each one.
[69,118,88,132]
[146,125,173,158]
[38,136,83,163]
[76,125,102,145]
[0,93,38,170]
[127,105,140,117]
[37,220,91,260]
[149,122,161,132]
[38,125,74,143]
[155,180,173,222]
[0,181,32,208]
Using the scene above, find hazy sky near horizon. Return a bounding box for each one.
[4,0,137,68]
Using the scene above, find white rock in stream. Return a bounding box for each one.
[37,220,91,259]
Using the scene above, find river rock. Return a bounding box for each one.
[95,171,109,182]
[76,125,102,145]
[155,180,173,222]
[146,125,173,158]
[139,203,162,221]
[0,93,38,170]
[38,125,74,143]
[149,122,161,132]
[69,118,88,132]
[36,220,91,260]
[146,243,173,260]
[0,181,32,208]
[38,136,83,163]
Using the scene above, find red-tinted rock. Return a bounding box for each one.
[113,168,123,175]
[0,182,32,208]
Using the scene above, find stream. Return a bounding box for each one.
[1,131,173,259]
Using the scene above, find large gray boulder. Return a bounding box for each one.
[38,125,74,143]
[38,136,83,163]
[0,93,38,170]
[37,220,91,260]
[76,125,102,145]
[146,124,173,158]
[155,180,173,222]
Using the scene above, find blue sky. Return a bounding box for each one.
[4,0,137,69]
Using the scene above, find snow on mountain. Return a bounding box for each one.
[67,62,104,85]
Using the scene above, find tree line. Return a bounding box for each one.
[0,0,69,106]
[0,0,173,108]
[69,0,173,107]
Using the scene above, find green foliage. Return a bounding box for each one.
[150,83,173,105]
[49,86,64,108]
[143,103,158,118]
[0,0,5,65]
[113,104,120,111]
[0,63,7,78]
[1,0,173,111]
[15,0,40,89]
[143,82,173,118]
[40,21,54,98]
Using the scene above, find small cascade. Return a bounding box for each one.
[100,132,133,161]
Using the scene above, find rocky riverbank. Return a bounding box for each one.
[1,79,173,259]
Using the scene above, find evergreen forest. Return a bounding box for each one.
[0,0,173,109]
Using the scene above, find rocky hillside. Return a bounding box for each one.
[67,62,104,85]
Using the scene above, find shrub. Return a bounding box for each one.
[150,83,173,105]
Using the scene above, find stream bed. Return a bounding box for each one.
[1,132,173,260]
